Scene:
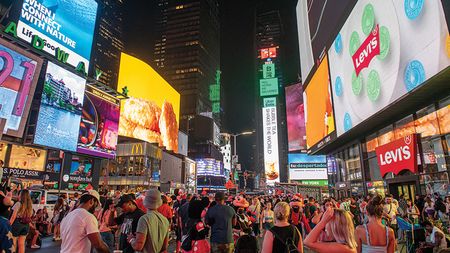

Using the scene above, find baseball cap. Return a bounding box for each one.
[82,190,101,205]
[116,194,137,208]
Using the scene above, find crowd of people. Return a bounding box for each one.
[0,185,449,253]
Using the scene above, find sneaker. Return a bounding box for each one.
[31,245,41,249]
[56,237,62,241]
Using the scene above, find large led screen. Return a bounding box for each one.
[0,38,42,137]
[296,0,357,82]
[288,153,327,180]
[263,106,279,185]
[17,0,98,69]
[77,86,120,159]
[328,0,450,137]
[304,56,335,151]
[34,62,86,151]
[196,158,223,177]
[118,53,180,153]
[285,83,306,151]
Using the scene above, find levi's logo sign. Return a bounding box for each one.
[352,25,380,76]
[379,146,411,165]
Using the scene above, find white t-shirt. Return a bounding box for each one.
[60,208,99,253]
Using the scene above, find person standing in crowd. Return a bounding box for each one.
[398,195,408,216]
[422,197,436,221]
[9,189,33,253]
[115,193,145,253]
[232,196,251,242]
[180,199,210,253]
[60,190,109,253]
[355,195,396,253]
[260,201,274,238]
[306,197,319,229]
[406,199,420,224]
[248,197,261,237]
[383,194,398,236]
[52,198,64,241]
[205,192,236,253]
[262,202,303,253]
[127,189,169,253]
[157,195,174,222]
[0,191,14,253]
[69,192,80,212]
[0,160,4,190]
[97,198,116,252]
[304,207,357,253]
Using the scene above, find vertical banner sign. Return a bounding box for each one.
[263,63,275,78]
[263,106,279,185]
[375,134,417,176]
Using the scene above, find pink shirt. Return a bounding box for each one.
[97,209,113,232]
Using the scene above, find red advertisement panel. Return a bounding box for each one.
[375,134,417,176]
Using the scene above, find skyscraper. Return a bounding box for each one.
[152,0,221,127]
[254,0,299,183]
[89,0,125,89]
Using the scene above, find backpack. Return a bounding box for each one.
[270,225,300,253]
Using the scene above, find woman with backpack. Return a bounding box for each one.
[9,189,33,253]
[262,202,303,253]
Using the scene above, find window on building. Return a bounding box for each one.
[9,145,46,171]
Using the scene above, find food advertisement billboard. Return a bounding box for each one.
[303,56,335,151]
[288,153,328,180]
[0,38,43,137]
[285,83,306,151]
[34,62,86,151]
[17,0,98,69]
[118,53,180,153]
[328,0,450,137]
[296,0,357,82]
[263,106,279,185]
[77,85,120,159]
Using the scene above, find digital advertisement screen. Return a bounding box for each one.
[285,83,306,151]
[260,78,279,97]
[328,0,450,137]
[260,47,277,59]
[77,85,120,159]
[296,0,357,83]
[118,53,180,153]
[196,158,223,177]
[0,38,42,137]
[17,0,98,69]
[304,56,335,151]
[288,153,327,180]
[262,106,279,185]
[34,62,86,151]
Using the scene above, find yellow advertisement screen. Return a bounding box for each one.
[118,53,181,152]
[305,56,335,149]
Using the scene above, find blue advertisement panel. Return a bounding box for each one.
[0,38,42,137]
[34,62,86,151]
[288,153,327,180]
[17,0,98,69]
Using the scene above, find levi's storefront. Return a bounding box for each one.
[298,0,450,199]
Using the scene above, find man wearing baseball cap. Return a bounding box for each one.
[114,193,145,253]
[60,190,109,253]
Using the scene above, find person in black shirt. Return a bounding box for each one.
[114,194,144,253]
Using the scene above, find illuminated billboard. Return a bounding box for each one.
[263,63,275,79]
[304,56,335,151]
[288,153,327,181]
[17,0,98,69]
[260,47,277,59]
[263,106,279,185]
[260,78,278,97]
[196,158,224,177]
[0,38,43,137]
[285,83,306,151]
[77,86,120,159]
[296,0,357,83]
[328,0,450,137]
[34,62,86,151]
[118,53,180,153]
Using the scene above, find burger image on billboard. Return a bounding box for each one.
[328,0,450,137]
[118,53,180,153]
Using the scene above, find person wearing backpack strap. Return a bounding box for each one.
[262,202,303,253]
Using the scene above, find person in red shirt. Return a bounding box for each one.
[157,195,173,223]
